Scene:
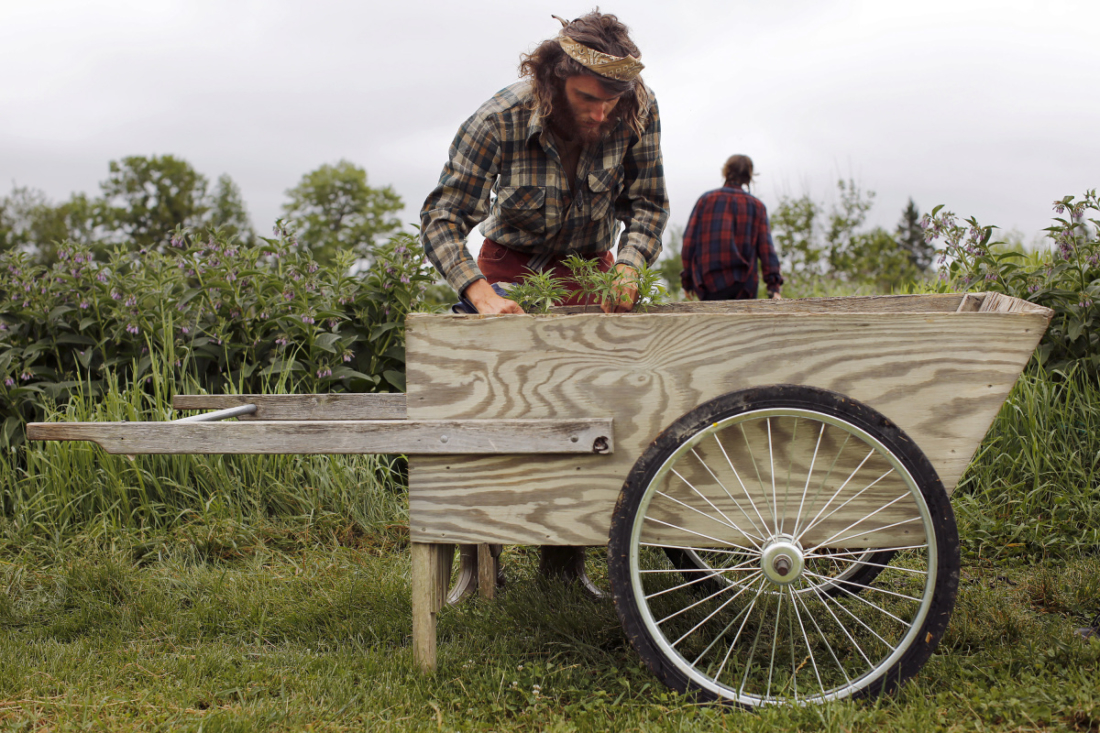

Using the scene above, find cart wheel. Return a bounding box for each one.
[608,385,959,707]
[445,544,503,605]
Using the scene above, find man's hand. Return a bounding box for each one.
[464,279,525,314]
[769,289,783,300]
[601,263,639,313]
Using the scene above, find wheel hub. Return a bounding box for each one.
[760,535,805,585]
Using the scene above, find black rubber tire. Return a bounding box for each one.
[608,385,960,708]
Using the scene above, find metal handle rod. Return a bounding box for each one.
[173,404,257,423]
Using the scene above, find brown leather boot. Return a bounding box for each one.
[538,546,605,599]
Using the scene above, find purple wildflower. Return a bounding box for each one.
[3,377,13,387]
[126,324,139,335]
[301,315,315,324]
[20,371,32,382]
[80,301,90,309]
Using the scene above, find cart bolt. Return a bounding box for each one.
[773,555,792,577]
[440,434,449,444]
[570,435,579,443]
[592,436,610,454]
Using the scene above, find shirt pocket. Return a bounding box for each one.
[496,185,547,234]
[586,166,623,222]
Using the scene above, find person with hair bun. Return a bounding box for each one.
[680,155,783,300]
[419,11,669,596]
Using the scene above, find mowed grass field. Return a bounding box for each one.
[0,524,1098,732]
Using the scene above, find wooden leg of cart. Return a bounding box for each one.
[412,542,452,672]
[477,544,496,601]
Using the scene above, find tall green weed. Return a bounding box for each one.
[0,352,406,538]
[954,365,1100,561]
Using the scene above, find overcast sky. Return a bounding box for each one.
[2,0,1098,255]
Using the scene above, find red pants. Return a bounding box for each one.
[477,239,614,307]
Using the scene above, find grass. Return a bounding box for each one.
[0,530,1097,732]
[954,365,1100,562]
[2,308,1099,729]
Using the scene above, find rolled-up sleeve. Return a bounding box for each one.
[419,112,501,295]
[755,205,784,291]
[613,95,669,273]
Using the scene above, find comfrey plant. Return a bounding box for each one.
[921,190,1100,373]
[0,225,435,447]
[501,256,667,314]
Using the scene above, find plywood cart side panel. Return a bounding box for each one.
[406,309,1049,545]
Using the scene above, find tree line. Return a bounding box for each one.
[0,155,404,266]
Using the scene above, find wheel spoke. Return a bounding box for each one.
[642,516,758,554]
[791,422,826,540]
[645,558,759,599]
[803,571,923,603]
[767,418,780,535]
[791,577,851,687]
[661,474,763,546]
[789,584,826,695]
[805,515,923,556]
[654,570,764,626]
[803,544,927,559]
[792,431,851,537]
[813,582,895,650]
[812,556,927,576]
[796,447,876,543]
[795,466,897,542]
[712,577,767,679]
[671,571,766,647]
[688,447,768,545]
[714,432,773,540]
[766,586,783,700]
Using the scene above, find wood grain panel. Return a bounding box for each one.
[407,304,1050,546]
[546,293,969,316]
[27,418,613,456]
[172,393,408,420]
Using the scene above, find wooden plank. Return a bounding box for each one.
[406,305,1051,546]
[468,293,970,317]
[172,393,407,420]
[979,291,1049,315]
[26,419,614,455]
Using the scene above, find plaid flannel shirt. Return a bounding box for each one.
[680,187,783,297]
[420,80,669,295]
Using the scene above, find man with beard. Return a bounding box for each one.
[419,11,668,594]
[421,10,668,316]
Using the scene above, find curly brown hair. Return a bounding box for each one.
[518,11,648,139]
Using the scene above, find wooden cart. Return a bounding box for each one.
[29,292,1051,708]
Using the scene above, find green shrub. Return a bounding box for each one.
[0,226,436,446]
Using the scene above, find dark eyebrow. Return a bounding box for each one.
[577,90,622,103]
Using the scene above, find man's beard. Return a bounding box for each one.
[549,90,616,144]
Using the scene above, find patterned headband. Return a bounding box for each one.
[552,15,645,82]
